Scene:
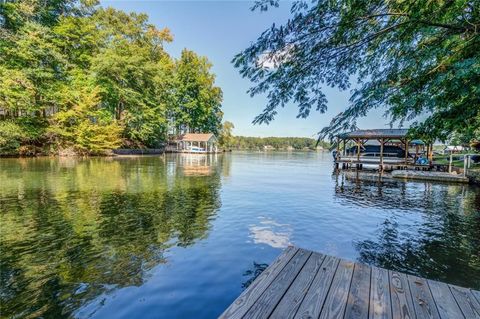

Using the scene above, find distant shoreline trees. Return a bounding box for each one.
[228,136,329,150]
[217,121,329,150]
[0,1,223,156]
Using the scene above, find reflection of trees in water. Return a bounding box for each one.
[241,262,269,289]
[0,156,223,318]
[332,171,480,289]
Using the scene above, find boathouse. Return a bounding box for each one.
[172,133,218,153]
[335,129,432,170]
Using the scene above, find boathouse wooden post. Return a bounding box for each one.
[335,136,340,169]
[356,138,360,161]
[336,136,340,156]
[449,154,453,173]
[404,139,409,166]
[356,138,361,169]
[379,138,384,171]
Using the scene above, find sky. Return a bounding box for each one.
[101,0,392,138]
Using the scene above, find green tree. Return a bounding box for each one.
[218,121,235,148]
[0,120,25,154]
[234,0,480,142]
[47,78,122,154]
[1,2,223,155]
[87,8,176,147]
[0,66,35,114]
[172,49,223,135]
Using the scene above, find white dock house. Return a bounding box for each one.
[172,133,218,153]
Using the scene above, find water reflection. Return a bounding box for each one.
[333,170,480,288]
[249,217,292,248]
[1,154,480,319]
[242,262,268,289]
[0,155,224,318]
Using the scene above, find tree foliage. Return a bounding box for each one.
[0,1,223,155]
[0,120,25,154]
[218,121,235,148]
[228,136,328,150]
[172,49,223,135]
[234,0,480,142]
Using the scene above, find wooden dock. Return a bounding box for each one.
[391,170,469,183]
[220,246,480,319]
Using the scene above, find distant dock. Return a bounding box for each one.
[220,246,480,319]
[392,170,469,183]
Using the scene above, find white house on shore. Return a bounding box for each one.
[443,145,465,154]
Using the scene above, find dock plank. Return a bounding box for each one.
[389,271,415,319]
[407,275,440,319]
[294,255,340,319]
[318,259,355,319]
[220,247,480,319]
[242,248,311,319]
[345,263,371,319]
[427,280,464,319]
[449,284,480,318]
[473,290,480,303]
[270,252,325,319]
[219,246,298,319]
[369,267,392,319]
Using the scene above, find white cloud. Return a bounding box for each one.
[249,217,292,248]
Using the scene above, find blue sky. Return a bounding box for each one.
[101,1,391,137]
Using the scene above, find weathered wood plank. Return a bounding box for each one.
[221,247,480,319]
[449,284,480,318]
[318,259,355,319]
[294,255,340,319]
[345,262,371,319]
[427,280,464,319]
[270,252,325,319]
[473,290,480,304]
[369,266,392,319]
[407,275,440,319]
[242,248,311,319]
[219,246,298,319]
[389,271,415,319]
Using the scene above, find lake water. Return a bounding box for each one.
[1,152,479,318]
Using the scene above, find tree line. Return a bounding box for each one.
[227,136,328,150]
[217,121,329,150]
[0,1,223,156]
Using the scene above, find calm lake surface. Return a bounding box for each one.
[1,152,480,318]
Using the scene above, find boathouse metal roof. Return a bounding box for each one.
[337,129,408,139]
[178,133,216,142]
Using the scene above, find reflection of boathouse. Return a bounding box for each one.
[168,133,218,153]
[179,153,218,176]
